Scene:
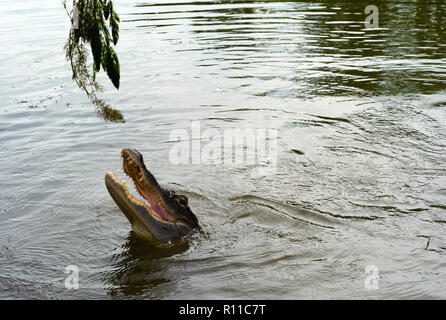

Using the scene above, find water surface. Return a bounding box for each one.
[0,0,445,299]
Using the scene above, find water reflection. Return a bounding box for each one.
[103,232,189,298]
[1,0,445,299]
[128,0,446,97]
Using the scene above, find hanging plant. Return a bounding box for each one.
[63,0,124,122]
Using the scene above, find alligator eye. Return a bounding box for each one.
[176,195,188,207]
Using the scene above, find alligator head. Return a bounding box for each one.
[105,149,200,242]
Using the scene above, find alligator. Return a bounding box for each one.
[105,149,200,242]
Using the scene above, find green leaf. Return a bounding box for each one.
[110,11,120,45]
[100,50,108,72]
[106,47,120,89]
[89,25,102,72]
[102,1,111,20]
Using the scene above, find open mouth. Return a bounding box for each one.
[107,150,176,224]
[121,149,175,223]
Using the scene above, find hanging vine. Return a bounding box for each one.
[63,0,124,122]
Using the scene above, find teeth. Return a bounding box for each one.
[121,154,171,217]
[118,151,173,223]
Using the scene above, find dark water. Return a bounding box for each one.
[0,0,445,299]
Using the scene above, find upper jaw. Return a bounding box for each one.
[120,151,179,223]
